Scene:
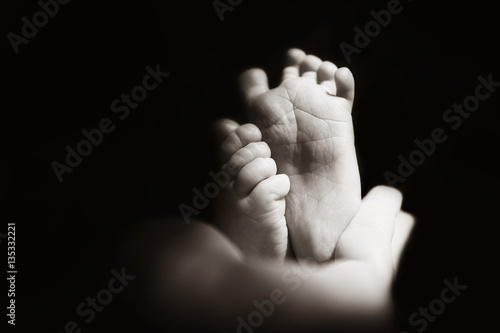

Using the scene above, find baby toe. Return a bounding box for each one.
[282,48,307,82]
[213,118,240,143]
[246,174,290,219]
[318,61,338,82]
[220,123,262,163]
[285,48,307,67]
[233,157,276,196]
[226,141,271,176]
[334,67,355,105]
[251,174,290,202]
[299,55,323,75]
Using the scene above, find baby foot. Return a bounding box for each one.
[213,119,290,262]
[239,49,361,262]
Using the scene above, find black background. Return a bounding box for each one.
[2,0,498,332]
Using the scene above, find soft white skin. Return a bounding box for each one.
[214,121,290,262]
[239,49,361,262]
[138,186,414,333]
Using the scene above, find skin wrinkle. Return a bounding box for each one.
[322,93,349,108]
[288,175,341,202]
[268,137,346,145]
[294,112,350,142]
[241,207,284,228]
[273,156,337,176]
[238,65,359,262]
[283,107,350,143]
[253,90,295,127]
[266,78,351,129]
[293,82,351,119]
[297,108,351,124]
[259,106,294,143]
[260,102,350,147]
[210,52,366,268]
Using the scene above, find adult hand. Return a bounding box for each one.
[126,186,414,333]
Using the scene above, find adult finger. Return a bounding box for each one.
[335,186,403,278]
[391,211,415,271]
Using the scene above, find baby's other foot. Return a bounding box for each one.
[239,49,361,262]
[213,120,290,262]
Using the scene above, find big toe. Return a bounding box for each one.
[220,123,262,164]
[234,157,277,196]
[251,174,290,202]
[334,67,355,105]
